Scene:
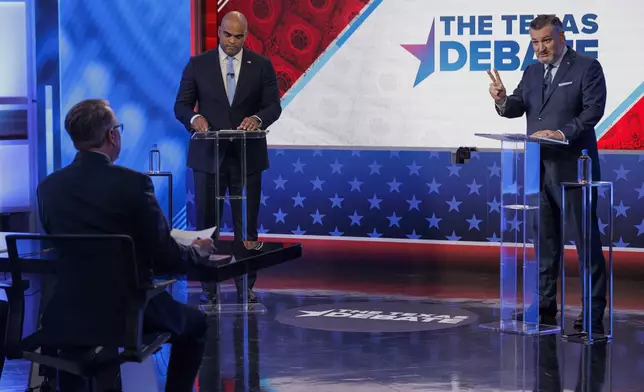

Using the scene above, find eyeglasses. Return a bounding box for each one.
[112,124,124,133]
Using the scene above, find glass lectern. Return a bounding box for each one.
[191,129,269,315]
[475,133,568,335]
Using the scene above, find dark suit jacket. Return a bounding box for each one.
[37,150,203,281]
[497,46,607,181]
[174,47,282,174]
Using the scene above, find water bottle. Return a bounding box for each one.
[577,149,591,183]
[149,144,161,173]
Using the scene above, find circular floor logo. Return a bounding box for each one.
[276,302,479,332]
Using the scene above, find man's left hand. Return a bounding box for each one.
[532,130,564,141]
[237,117,260,131]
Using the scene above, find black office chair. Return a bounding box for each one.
[3,234,173,391]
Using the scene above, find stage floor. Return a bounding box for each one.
[2,242,643,391]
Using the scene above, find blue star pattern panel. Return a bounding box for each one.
[185,150,644,248]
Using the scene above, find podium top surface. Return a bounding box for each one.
[474,133,569,145]
[191,129,269,140]
[560,180,614,188]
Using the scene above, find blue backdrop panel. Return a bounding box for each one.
[58,0,191,224]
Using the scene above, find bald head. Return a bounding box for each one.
[222,11,247,28]
[219,11,248,57]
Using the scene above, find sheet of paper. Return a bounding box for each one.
[170,226,216,246]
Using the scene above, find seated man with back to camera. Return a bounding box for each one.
[36,99,214,392]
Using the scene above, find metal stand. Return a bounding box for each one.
[560,181,614,344]
[146,172,173,228]
[191,130,269,315]
[475,133,568,336]
[147,171,174,297]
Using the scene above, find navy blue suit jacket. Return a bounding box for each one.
[174,48,282,174]
[497,46,607,181]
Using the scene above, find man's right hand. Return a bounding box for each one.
[192,115,210,133]
[487,68,507,103]
[192,238,215,256]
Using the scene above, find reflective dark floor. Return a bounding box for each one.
[3,241,644,391]
[189,289,639,392]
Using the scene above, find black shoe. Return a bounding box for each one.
[573,312,605,335]
[200,289,217,305]
[512,308,557,325]
[237,289,257,303]
[573,312,584,332]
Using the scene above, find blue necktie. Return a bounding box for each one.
[226,56,236,105]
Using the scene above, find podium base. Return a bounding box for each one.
[562,331,611,344]
[479,321,560,336]
[198,302,268,315]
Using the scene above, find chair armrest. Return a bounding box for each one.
[143,279,176,290]
[140,279,176,301]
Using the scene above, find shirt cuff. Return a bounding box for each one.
[495,97,507,110]
[190,114,202,125]
[251,115,263,128]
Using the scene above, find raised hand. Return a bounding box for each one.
[487,68,507,103]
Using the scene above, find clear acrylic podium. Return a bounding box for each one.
[475,133,568,335]
[191,129,269,315]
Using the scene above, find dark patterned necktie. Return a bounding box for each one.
[543,64,554,97]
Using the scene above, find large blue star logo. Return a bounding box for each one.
[401,19,436,87]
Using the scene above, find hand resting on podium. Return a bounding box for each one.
[532,129,565,141]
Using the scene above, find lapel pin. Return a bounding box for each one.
[247,60,251,63]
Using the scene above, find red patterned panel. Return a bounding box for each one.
[321,0,367,50]
[272,12,322,70]
[292,0,337,30]
[226,0,285,40]
[598,98,644,150]
[269,54,304,96]
[244,31,265,54]
[210,0,370,96]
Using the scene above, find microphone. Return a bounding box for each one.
[227,72,234,77]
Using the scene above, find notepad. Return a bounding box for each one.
[170,226,216,246]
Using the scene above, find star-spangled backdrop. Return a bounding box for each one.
[185,150,643,248]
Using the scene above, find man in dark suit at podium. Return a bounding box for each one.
[487,14,607,332]
[37,99,214,391]
[174,11,282,304]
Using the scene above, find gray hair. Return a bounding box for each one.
[64,99,115,150]
[530,14,563,33]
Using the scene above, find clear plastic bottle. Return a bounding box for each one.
[149,144,161,173]
[577,149,591,183]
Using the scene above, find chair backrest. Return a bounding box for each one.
[5,234,145,353]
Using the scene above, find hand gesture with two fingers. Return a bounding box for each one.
[487,68,507,103]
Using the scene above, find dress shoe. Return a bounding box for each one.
[573,312,583,331]
[573,312,605,334]
[200,289,218,305]
[512,308,557,326]
[237,289,258,303]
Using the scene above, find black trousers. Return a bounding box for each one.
[193,153,263,293]
[51,292,207,392]
[533,164,607,322]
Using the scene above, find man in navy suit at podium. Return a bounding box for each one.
[174,11,282,304]
[487,14,607,332]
